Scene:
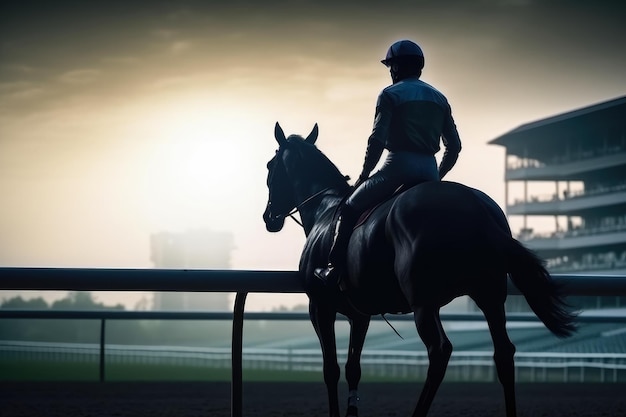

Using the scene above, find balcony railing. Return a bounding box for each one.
[506,147,626,171]
[517,222,626,241]
[510,183,626,207]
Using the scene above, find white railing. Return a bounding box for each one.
[3,340,626,383]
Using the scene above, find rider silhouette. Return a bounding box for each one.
[314,39,462,286]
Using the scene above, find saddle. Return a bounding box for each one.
[354,184,410,228]
[332,183,413,292]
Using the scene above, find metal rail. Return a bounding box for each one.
[2,309,626,322]
[2,267,626,295]
[1,267,626,417]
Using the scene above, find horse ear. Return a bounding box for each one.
[305,123,318,144]
[274,122,287,146]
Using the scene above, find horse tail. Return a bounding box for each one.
[506,238,578,338]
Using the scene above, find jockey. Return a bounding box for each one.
[314,39,462,285]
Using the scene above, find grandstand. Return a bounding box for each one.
[489,96,626,310]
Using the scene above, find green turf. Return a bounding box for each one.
[0,359,323,382]
[0,359,431,383]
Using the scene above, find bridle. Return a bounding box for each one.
[267,148,336,229]
[279,186,334,228]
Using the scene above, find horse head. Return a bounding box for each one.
[262,122,319,232]
[263,122,349,233]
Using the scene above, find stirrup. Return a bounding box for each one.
[314,265,339,286]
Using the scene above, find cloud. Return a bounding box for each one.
[0,80,32,92]
[59,69,101,84]
[0,81,46,100]
[170,40,192,54]
[166,8,193,21]
[477,0,532,6]
[9,87,46,100]
[2,64,37,73]
[58,69,101,84]
[151,75,192,90]
[100,56,142,65]
[152,29,177,40]
[149,28,192,54]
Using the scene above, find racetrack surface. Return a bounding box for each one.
[2,381,625,417]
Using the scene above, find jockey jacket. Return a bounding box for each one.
[360,77,462,181]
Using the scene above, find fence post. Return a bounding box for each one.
[231,292,248,417]
[99,318,106,382]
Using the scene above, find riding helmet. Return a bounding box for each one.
[381,40,424,68]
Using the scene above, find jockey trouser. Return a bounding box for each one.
[345,151,439,214]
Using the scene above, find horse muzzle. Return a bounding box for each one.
[263,208,285,232]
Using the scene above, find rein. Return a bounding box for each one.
[282,187,334,228]
[268,140,350,229]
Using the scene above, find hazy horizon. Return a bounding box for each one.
[1,1,625,310]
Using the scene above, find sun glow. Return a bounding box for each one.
[135,96,266,232]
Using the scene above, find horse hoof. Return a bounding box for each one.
[345,405,358,417]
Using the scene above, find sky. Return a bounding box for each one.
[1,0,625,310]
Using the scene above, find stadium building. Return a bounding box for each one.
[150,229,234,310]
[489,95,626,309]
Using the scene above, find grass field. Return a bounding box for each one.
[0,359,322,382]
[0,359,430,383]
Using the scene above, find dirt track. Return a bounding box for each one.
[2,381,625,417]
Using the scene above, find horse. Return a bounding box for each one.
[262,123,577,417]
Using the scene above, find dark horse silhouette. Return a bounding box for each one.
[262,123,577,417]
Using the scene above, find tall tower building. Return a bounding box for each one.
[489,96,626,308]
[150,229,235,310]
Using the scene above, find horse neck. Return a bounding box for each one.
[284,147,348,234]
[294,185,344,236]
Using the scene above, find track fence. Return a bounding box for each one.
[2,268,626,417]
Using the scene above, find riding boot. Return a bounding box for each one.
[314,206,358,286]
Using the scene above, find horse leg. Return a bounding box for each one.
[474,294,517,417]
[345,315,370,417]
[309,302,341,417]
[411,306,452,417]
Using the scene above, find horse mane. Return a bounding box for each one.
[285,134,351,195]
